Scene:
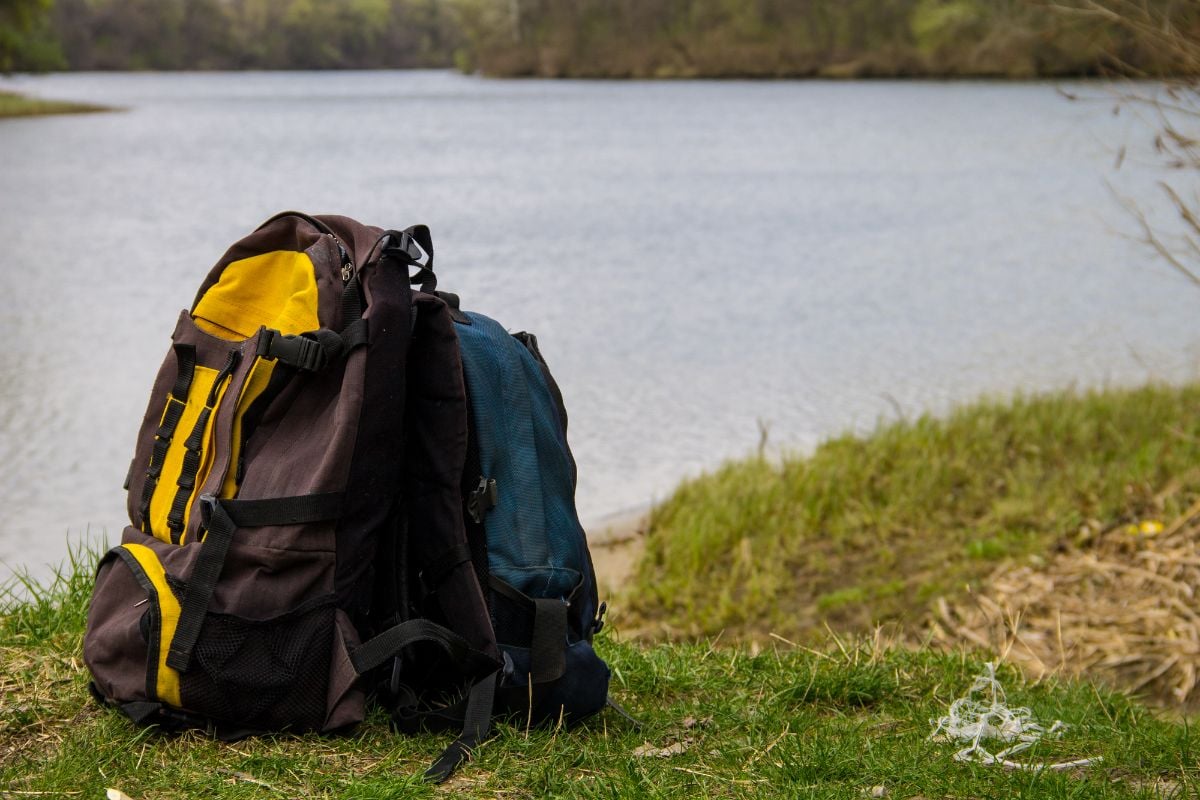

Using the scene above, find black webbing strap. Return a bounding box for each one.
[166,407,211,542]
[425,671,497,784]
[148,402,187,479]
[340,318,368,351]
[165,492,344,673]
[171,344,198,398]
[342,272,363,323]
[120,701,163,726]
[489,578,568,685]
[530,598,568,685]
[138,344,197,531]
[177,410,212,489]
[350,617,480,677]
[218,492,345,527]
[606,696,643,728]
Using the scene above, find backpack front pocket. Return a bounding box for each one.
[84,526,359,733]
[178,593,337,731]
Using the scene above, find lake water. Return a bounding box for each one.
[0,70,1196,581]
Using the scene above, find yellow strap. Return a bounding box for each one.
[121,543,182,707]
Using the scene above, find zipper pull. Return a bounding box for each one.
[333,236,354,282]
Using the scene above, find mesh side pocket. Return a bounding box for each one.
[179,595,336,732]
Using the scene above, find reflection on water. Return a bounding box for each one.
[0,70,1196,580]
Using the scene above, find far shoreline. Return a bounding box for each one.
[0,89,113,119]
[0,66,1171,83]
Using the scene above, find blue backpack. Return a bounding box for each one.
[451,308,610,723]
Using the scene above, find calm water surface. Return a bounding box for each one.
[0,70,1195,579]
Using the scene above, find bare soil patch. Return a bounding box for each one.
[589,510,647,599]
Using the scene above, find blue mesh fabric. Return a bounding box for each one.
[457,312,587,601]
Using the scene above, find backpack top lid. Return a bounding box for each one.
[192,248,321,340]
[190,213,381,341]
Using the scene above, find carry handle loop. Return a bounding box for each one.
[403,224,435,290]
[255,210,337,237]
[378,225,436,293]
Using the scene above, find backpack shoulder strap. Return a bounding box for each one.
[402,292,499,660]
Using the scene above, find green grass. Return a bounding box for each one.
[2,552,1197,798]
[629,383,1200,641]
[0,90,111,119]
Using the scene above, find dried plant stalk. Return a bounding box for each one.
[933,513,1200,706]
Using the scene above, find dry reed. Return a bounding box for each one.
[932,501,1200,707]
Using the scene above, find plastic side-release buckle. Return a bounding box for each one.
[256,328,330,371]
[593,601,607,637]
[466,477,498,524]
[195,493,219,541]
[387,231,425,264]
[197,494,217,528]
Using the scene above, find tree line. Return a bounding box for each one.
[2,0,1198,77]
[453,0,1200,78]
[4,0,464,71]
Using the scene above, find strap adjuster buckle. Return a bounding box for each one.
[466,477,498,524]
[386,231,425,264]
[197,494,217,527]
[257,329,329,371]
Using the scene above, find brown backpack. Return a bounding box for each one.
[84,213,499,771]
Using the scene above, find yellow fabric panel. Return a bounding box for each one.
[178,364,241,544]
[217,357,277,502]
[192,250,321,341]
[147,366,217,542]
[121,543,182,707]
[148,365,232,542]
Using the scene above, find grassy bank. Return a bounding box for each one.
[0,90,109,119]
[1,555,1195,798]
[628,383,1200,644]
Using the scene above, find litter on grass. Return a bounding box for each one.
[929,663,1100,771]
